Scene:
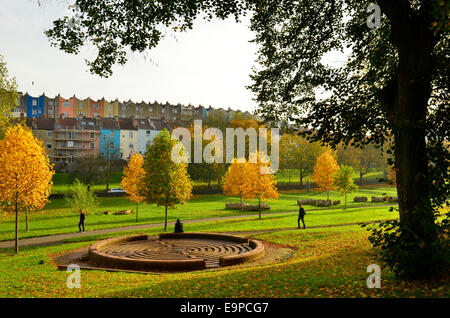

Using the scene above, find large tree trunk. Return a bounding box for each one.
[381,2,438,243]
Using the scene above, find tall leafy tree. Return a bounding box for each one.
[0,125,54,253]
[337,143,386,185]
[121,153,145,222]
[141,129,193,231]
[45,0,449,277]
[279,134,323,185]
[332,165,358,209]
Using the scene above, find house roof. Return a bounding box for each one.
[118,118,137,130]
[99,118,120,130]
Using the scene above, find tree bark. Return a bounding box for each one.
[379,1,437,242]
[258,198,261,219]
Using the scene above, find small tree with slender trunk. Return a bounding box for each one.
[121,153,145,222]
[0,125,54,253]
[222,158,251,211]
[141,129,192,232]
[64,179,100,215]
[313,151,339,201]
[332,165,358,210]
[243,152,279,219]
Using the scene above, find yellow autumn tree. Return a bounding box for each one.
[222,157,251,211]
[312,151,339,200]
[121,153,145,222]
[0,125,54,253]
[243,152,279,219]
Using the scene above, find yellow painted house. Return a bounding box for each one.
[103,98,119,118]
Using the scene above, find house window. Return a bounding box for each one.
[90,132,94,138]
[95,104,99,110]
[90,142,94,149]
[64,112,69,118]
[32,110,37,115]
[109,142,114,149]
[129,131,133,138]
[110,130,115,136]
[47,131,53,137]
[129,143,134,149]
[120,153,123,158]
[46,143,52,149]
[109,114,113,118]
[94,112,99,118]
[109,105,112,110]
[32,99,37,106]
[79,112,85,116]
[146,130,150,135]
[162,108,165,113]
[49,101,53,106]
[64,101,71,108]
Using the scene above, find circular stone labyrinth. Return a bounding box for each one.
[88,233,265,272]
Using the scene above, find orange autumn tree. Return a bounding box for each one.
[222,158,251,211]
[313,151,339,200]
[121,153,145,222]
[0,125,54,253]
[243,152,279,219]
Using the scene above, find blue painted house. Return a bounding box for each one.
[26,94,45,118]
[99,118,121,160]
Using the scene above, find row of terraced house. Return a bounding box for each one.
[17,116,169,171]
[11,92,254,172]
[12,92,252,123]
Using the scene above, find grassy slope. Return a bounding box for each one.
[0,224,447,298]
[0,187,398,241]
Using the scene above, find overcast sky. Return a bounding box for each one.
[0,0,259,113]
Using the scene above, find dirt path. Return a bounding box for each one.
[0,204,395,249]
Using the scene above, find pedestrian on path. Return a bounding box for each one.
[78,212,85,232]
[298,203,306,229]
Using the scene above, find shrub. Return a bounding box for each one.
[364,211,450,278]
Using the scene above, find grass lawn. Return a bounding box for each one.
[0,187,398,241]
[50,169,387,193]
[0,224,447,298]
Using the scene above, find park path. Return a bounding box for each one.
[0,205,395,249]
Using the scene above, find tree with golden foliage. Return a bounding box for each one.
[121,153,145,222]
[243,152,279,219]
[0,125,54,253]
[387,164,397,186]
[141,129,193,231]
[313,151,339,200]
[222,158,251,211]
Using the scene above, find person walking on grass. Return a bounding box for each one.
[298,203,306,229]
[78,212,86,232]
